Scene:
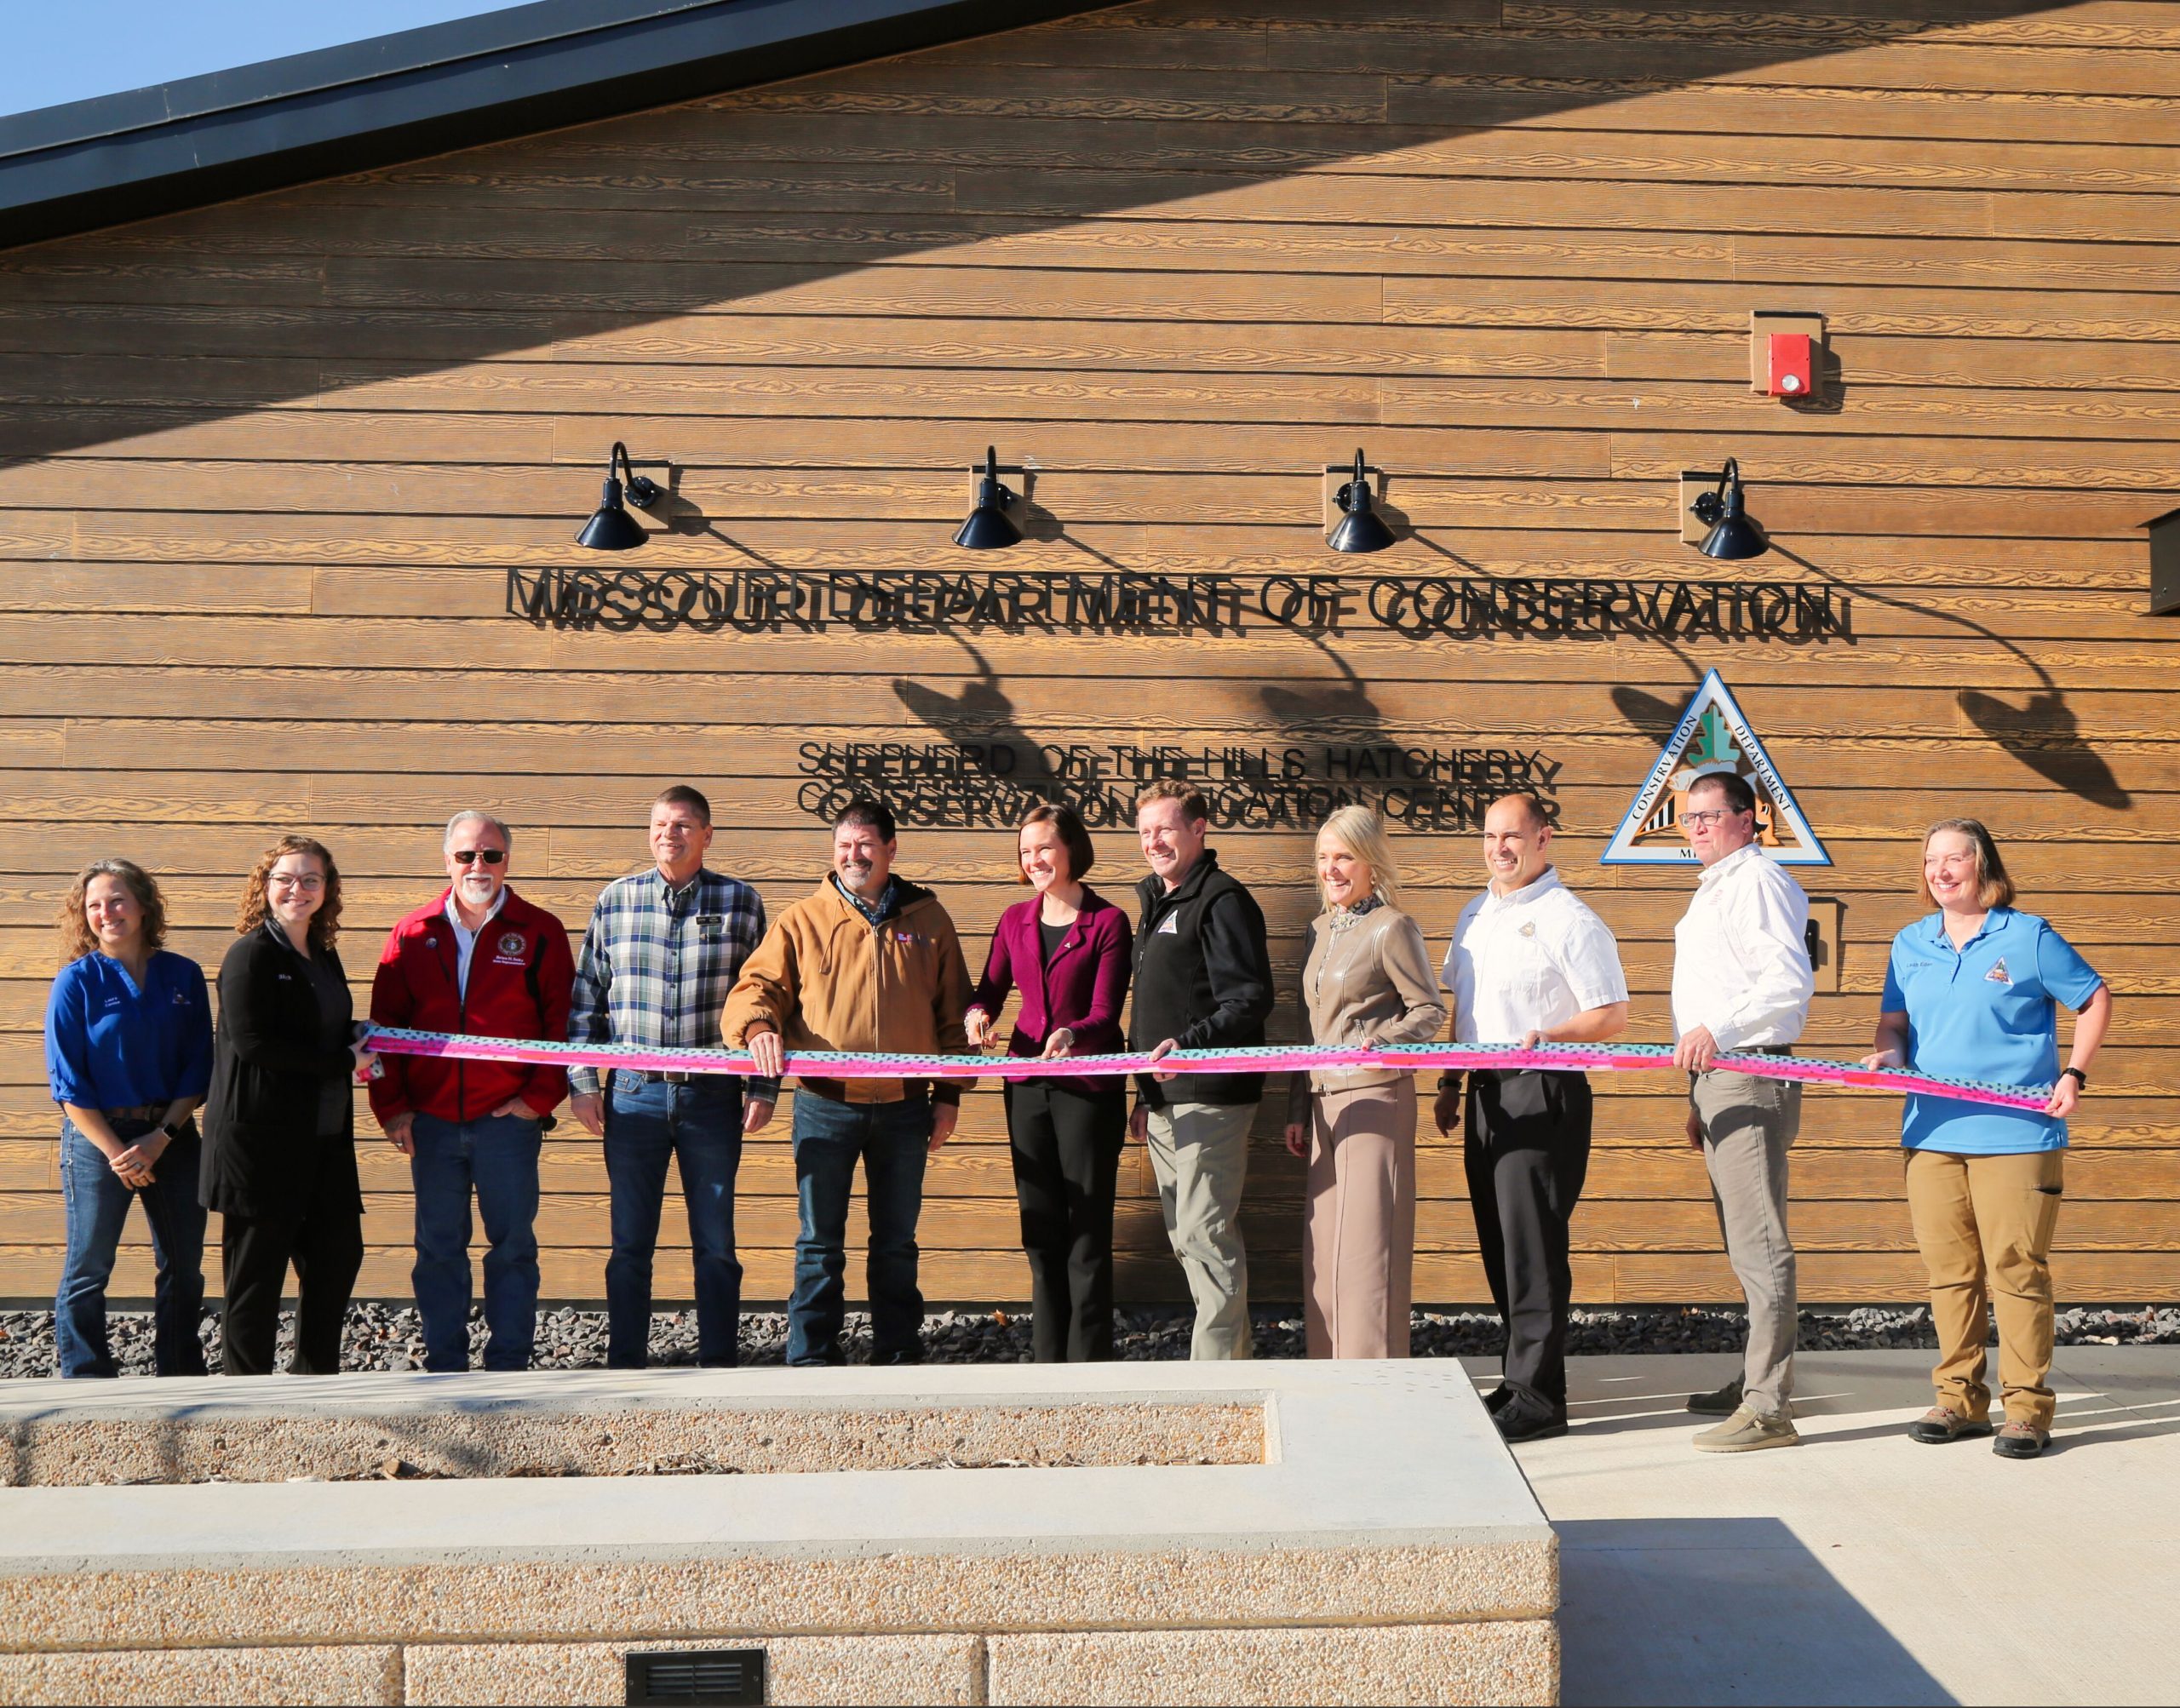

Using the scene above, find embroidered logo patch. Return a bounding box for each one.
[1985,957,2013,987]
[1519,921,1537,937]
[497,932,525,957]
[1156,914,1180,935]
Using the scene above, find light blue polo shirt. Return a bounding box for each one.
[1879,908,2102,1155]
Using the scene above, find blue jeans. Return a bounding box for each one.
[410,1111,542,1373]
[604,1075,744,1368]
[789,1092,932,1367]
[55,1115,208,1378]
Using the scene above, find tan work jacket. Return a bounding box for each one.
[721,876,973,1104]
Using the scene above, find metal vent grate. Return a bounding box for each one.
[624,1648,765,1706]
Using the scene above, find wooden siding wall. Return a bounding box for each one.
[1,0,2175,1307]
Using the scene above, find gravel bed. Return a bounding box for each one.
[2,1302,2174,1379]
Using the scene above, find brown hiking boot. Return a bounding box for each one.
[1908,1406,1994,1445]
[1993,1420,2050,1459]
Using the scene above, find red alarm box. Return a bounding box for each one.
[1767,333,1814,398]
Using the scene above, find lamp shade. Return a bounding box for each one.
[1695,462,1769,560]
[577,477,648,550]
[577,441,662,550]
[954,445,1023,549]
[1328,449,1396,554]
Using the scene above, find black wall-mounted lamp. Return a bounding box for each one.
[2147,504,2180,615]
[1688,459,1770,560]
[576,441,664,551]
[954,446,1024,550]
[1327,448,1397,554]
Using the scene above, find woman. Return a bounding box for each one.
[965,804,1133,1361]
[44,859,214,1377]
[1862,819,2110,1459]
[1283,806,1446,1359]
[201,835,378,1376]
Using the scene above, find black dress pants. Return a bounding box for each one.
[218,1147,365,1377]
[1464,1069,1592,1418]
[1005,1078,1126,1362]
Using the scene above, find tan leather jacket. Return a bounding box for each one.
[720,876,973,1104]
[1288,902,1448,1120]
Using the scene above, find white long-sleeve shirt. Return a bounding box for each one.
[1670,844,1814,1051]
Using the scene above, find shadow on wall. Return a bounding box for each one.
[1556,1516,1956,1708]
[1766,545,2133,812]
[0,0,2140,464]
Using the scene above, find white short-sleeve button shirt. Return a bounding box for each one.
[1440,868,1630,1044]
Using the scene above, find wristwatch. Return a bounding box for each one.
[2059,1067,2088,1090]
[158,1120,187,1142]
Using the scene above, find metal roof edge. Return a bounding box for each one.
[0,0,1112,251]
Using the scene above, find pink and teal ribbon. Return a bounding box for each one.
[359,1027,2052,1112]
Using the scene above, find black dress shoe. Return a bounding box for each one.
[1494,1406,1569,1445]
[1483,1384,1513,1415]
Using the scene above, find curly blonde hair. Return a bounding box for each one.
[236,834,343,951]
[56,859,168,966]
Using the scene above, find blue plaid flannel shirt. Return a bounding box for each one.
[566,867,777,1099]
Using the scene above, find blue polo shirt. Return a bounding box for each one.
[1879,908,2102,1155]
[44,950,214,1112]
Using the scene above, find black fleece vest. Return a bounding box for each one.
[1130,857,1266,1107]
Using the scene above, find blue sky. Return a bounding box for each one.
[3,1,508,120]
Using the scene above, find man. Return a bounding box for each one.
[1436,793,1628,1442]
[1670,771,1816,1453]
[1127,781,1275,1361]
[724,796,973,1367]
[370,811,575,1373]
[568,785,774,1369]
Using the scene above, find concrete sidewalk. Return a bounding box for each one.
[1473,1348,2180,1707]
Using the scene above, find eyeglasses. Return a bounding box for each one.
[267,872,325,890]
[1681,809,1746,830]
[452,849,506,866]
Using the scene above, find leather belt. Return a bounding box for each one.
[615,1069,695,1086]
[103,1104,164,1122]
[1747,1046,1794,1057]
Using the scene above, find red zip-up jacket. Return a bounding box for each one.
[368,886,576,1125]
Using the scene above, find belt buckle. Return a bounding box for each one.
[663,1070,691,1085]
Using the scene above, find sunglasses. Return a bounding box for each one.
[451,849,507,866]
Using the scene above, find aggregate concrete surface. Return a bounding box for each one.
[1489,1347,2180,1708]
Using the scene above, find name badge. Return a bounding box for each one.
[697,914,725,938]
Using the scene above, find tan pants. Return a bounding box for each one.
[1905,1147,2064,1430]
[1303,1079,1416,1360]
[1144,1100,1256,1361]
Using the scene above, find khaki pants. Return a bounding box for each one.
[1144,1099,1256,1360]
[1691,1069,1801,1417]
[1304,1079,1416,1360]
[1905,1147,2064,1430]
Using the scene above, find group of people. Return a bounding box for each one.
[44,771,2108,1458]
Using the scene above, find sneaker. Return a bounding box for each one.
[1686,1375,1745,1416]
[1993,1421,2050,1459]
[1694,1405,1800,1453]
[1908,1405,1993,1445]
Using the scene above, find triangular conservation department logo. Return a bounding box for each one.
[1601,669,1830,866]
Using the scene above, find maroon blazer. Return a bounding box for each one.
[970,887,1133,1088]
